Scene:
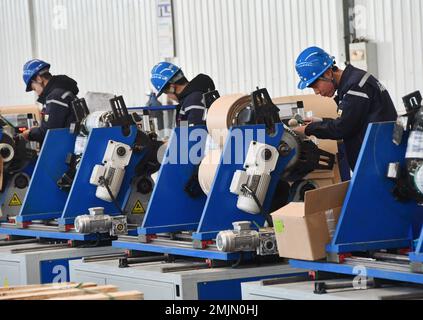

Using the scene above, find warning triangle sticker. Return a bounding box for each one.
[9,193,22,207]
[132,200,145,215]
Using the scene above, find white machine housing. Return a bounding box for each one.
[90,140,133,202]
[230,141,279,214]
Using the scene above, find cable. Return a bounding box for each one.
[98,176,125,215]
[231,252,244,269]
[241,184,274,227]
[241,184,263,212]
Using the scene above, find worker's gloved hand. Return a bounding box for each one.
[19,129,31,142]
[304,117,323,124]
[293,124,309,136]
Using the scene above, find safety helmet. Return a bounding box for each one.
[151,62,183,97]
[23,59,51,92]
[295,47,335,90]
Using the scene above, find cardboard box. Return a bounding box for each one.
[273,95,342,186]
[0,105,42,124]
[273,94,338,119]
[272,181,350,261]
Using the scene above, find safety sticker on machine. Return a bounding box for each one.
[274,220,285,234]
[132,200,145,214]
[9,193,22,207]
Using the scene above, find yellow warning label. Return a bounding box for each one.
[132,200,145,215]
[3,277,9,288]
[9,193,22,207]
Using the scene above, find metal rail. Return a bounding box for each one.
[10,243,70,254]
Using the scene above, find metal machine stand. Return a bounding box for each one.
[291,122,423,285]
[113,123,294,261]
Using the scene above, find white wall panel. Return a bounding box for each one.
[31,0,159,106]
[0,0,33,106]
[1,0,345,106]
[355,0,423,111]
[173,0,346,98]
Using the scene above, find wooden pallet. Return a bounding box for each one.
[0,282,143,300]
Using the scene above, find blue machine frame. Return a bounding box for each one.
[113,123,294,261]
[290,122,423,284]
[0,160,36,219]
[137,125,209,235]
[0,125,148,240]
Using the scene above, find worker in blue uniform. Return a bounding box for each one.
[21,59,79,144]
[151,62,216,126]
[293,46,398,170]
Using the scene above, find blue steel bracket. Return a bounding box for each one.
[410,226,423,263]
[327,122,423,256]
[290,259,423,285]
[58,126,147,227]
[138,126,208,235]
[0,226,110,241]
[16,129,77,225]
[193,123,294,241]
[113,239,255,261]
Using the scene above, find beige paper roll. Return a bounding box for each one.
[200,94,252,195]
[198,149,222,195]
[206,94,251,148]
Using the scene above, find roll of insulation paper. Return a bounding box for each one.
[206,94,251,148]
[198,149,222,195]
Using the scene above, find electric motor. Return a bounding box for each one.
[230,141,279,214]
[216,221,278,256]
[74,207,127,236]
[216,221,259,253]
[90,141,133,202]
[74,213,113,234]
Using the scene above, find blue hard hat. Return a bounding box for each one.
[151,62,182,97]
[295,47,335,90]
[23,59,51,92]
